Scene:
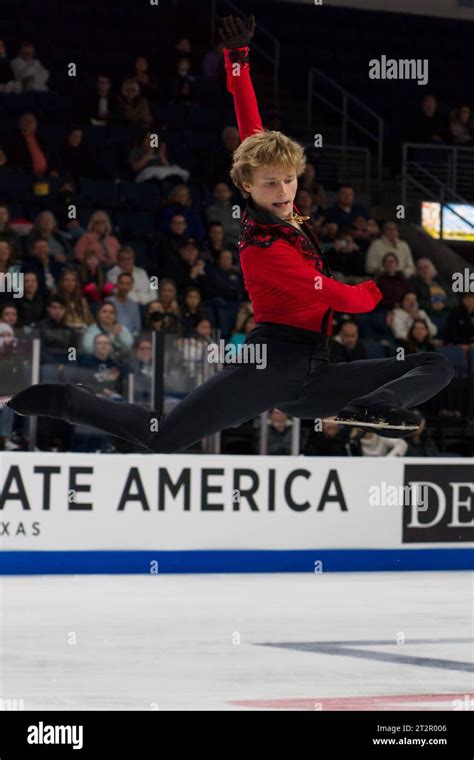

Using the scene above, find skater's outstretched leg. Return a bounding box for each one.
[7,353,303,453]
[280,351,454,437]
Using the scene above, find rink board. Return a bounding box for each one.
[0,453,472,573]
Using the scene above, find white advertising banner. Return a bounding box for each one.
[0,453,472,572]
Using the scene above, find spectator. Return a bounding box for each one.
[53,178,85,244]
[145,298,181,333]
[0,240,20,286]
[201,221,237,264]
[10,42,49,92]
[446,293,474,344]
[131,56,160,101]
[375,252,413,310]
[405,414,440,457]
[205,182,241,245]
[411,94,446,143]
[156,213,190,271]
[78,334,122,397]
[449,105,473,145]
[27,210,71,263]
[0,39,21,94]
[82,301,133,358]
[58,126,98,182]
[195,318,213,340]
[410,258,456,315]
[201,248,244,302]
[179,286,209,331]
[0,205,21,260]
[106,272,142,337]
[160,184,205,241]
[304,419,351,456]
[366,221,416,278]
[74,211,121,267]
[161,238,207,292]
[402,319,436,354]
[329,226,366,279]
[391,291,437,341]
[206,126,240,185]
[351,215,380,253]
[55,268,94,331]
[158,278,180,316]
[18,271,45,325]
[168,57,197,105]
[129,335,153,405]
[253,409,294,455]
[294,189,324,235]
[37,294,77,363]
[226,314,256,360]
[82,74,114,126]
[324,184,368,228]
[106,246,156,305]
[233,301,254,334]
[298,162,328,211]
[23,239,63,295]
[358,430,408,456]
[0,303,21,329]
[5,113,51,177]
[169,36,194,73]
[115,78,152,129]
[329,320,368,362]
[201,41,225,81]
[128,129,189,182]
[200,249,244,334]
[80,250,114,309]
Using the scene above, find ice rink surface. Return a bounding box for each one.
[1,571,472,711]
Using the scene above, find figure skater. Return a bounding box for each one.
[4,14,453,450]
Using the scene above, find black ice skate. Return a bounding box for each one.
[326,403,420,439]
[7,383,95,421]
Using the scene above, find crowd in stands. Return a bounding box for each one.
[410,95,474,146]
[0,34,472,456]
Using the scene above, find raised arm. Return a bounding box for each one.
[219,14,263,140]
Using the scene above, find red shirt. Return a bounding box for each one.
[224,46,382,334]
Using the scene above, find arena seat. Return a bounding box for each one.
[436,346,468,376]
[78,177,119,208]
[360,339,385,359]
[121,182,162,211]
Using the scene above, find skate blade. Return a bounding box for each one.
[0,396,12,408]
[325,418,419,431]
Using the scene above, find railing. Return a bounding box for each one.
[210,0,280,107]
[304,143,371,195]
[402,142,474,203]
[0,331,306,455]
[307,68,384,185]
[401,143,474,234]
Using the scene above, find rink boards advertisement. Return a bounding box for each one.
[0,453,472,573]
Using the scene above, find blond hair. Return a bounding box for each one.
[87,210,113,235]
[229,130,306,199]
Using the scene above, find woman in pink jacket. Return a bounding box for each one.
[74,211,121,268]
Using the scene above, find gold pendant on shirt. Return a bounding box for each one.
[291,213,311,224]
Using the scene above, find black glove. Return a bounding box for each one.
[218,14,256,49]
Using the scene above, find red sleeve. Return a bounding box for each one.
[250,242,383,313]
[224,46,263,140]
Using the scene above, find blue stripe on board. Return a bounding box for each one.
[0,548,472,574]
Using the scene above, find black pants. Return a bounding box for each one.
[64,322,454,453]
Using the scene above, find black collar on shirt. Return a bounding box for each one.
[244,196,332,274]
